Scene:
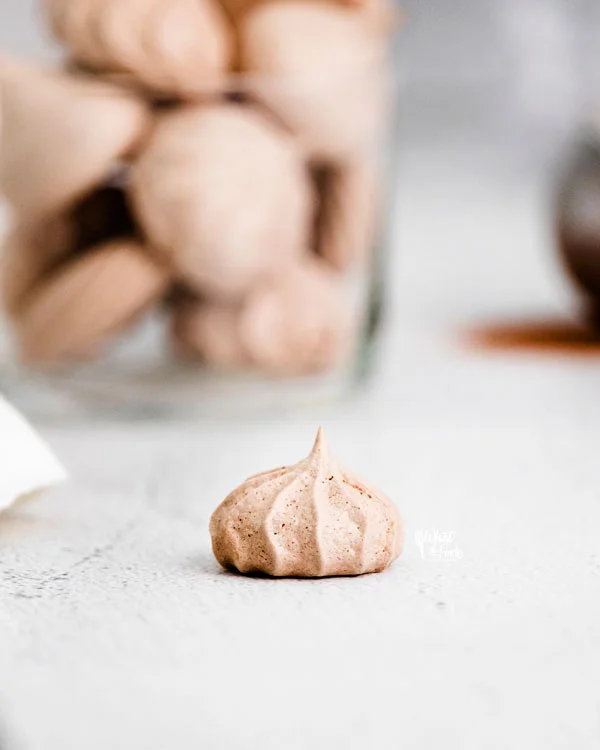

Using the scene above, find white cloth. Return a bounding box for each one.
[0,395,66,512]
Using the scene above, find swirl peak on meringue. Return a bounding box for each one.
[210,428,403,577]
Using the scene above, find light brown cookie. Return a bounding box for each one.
[1,185,135,317]
[239,256,354,374]
[131,103,314,300]
[44,0,233,98]
[1,215,76,318]
[240,0,390,163]
[0,58,150,219]
[210,428,404,577]
[58,0,107,69]
[14,240,169,364]
[41,0,69,42]
[219,0,397,23]
[170,255,354,375]
[172,300,249,368]
[94,0,155,85]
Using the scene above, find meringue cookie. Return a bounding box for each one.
[44,0,233,98]
[45,0,107,69]
[1,214,76,317]
[131,104,313,300]
[240,1,389,162]
[71,185,135,251]
[219,0,394,23]
[210,427,403,577]
[0,58,149,219]
[171,257,352,374]
[317,157,379,270]
[240,257,353,374]
[15,239,169,364]
[172,301,249,368]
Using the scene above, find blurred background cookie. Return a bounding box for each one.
[14,239,170,364]
[0,57,150,219]
[131,103,315,300]
[1,183,136,318]
[172,300,250,368]
[239,256,353,374]
[43,0,234,98]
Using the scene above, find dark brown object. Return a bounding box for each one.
[72,183,135,251]
[557,136,600,308]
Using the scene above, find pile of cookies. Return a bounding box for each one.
[0,0,394,375]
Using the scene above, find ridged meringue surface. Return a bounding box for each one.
[210,428,403,577]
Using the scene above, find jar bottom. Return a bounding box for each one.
[0,354,376,421]
[0,264,383,421]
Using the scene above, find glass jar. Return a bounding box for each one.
[0,2,401,418]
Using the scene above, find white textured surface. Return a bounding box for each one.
[2,408,600,749]
[3,1,600,748]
